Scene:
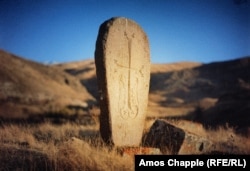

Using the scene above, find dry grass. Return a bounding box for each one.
[205,124,250,154]
[0,122,133,171]
[1,117,250,170]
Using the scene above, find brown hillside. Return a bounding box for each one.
[0,50,95,119]
[149,57,250,134]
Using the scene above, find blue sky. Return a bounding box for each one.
[0,0,249,64]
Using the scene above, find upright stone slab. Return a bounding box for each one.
[95,17,150,147]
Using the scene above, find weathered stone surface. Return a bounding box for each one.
[143,119,214,154]
[178,132,214,155]
[95,17,150,147]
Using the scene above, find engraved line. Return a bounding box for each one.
[128,39,132,110]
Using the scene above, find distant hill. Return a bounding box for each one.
[0,50,95,119]
[0,49,249,135]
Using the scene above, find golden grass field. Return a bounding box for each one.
[1,116,250,171]
[0,120,134,171]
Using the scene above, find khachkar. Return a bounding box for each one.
[95,17,151,147]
